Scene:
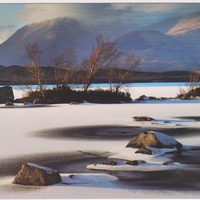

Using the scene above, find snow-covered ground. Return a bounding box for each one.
[1,85,200,198]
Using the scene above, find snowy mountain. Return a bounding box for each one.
[114,29,200,72]
[144,17,180,34]
[0,17,94,66]
[167,12,200,36]
[1,15,200,71]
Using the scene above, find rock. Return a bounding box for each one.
[133,116,154,121]
[69,102,79,105]
[126,131,182,151]
[103,160,117,166]
[12,163,62,186]
[69,174,74,179]
[0,86,14,104]
[135,147,152,155]
[126,160,146,166]
[148,96,157,100]
[24,101,33,106]
[126,160,139,165]
[5,101,14,106]
[163,161,173,165]
[135,95,149,101]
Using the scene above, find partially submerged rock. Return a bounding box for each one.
[135,95,149,101]
[103,160,117,166]
[126,160,146,166]
[135,95,171,101]
[133,116,154,122]
[12,163,62,186]
[24,101,33,106]
[135,147,152,155]
[126,131,182,151]
[163,161,173,165]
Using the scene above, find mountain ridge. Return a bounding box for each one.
[0,15,200,72]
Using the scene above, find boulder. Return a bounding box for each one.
[24,102,33,106]
[126,131,182,151]
[133,116,154,121]
[0,86,14,104]
[103,160,117,166]
[135,95,149,101]
[12,163,62,186]
[163,161,173,165]
[126,160,146,166]
[135,147,152,155]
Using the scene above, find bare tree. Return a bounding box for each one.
[53,48,76,89]
[107,53,140,93]
[177,69,200,99]
[25,43,45,100]
[187,70,200,91]
[81,35,121,92]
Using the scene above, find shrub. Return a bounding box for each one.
[177,87,200,100]
[23,86,132,104]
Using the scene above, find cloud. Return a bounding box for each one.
[133,4,177,13]
[16,4,79,24]
[1,2,200,44]
[111,3,133,10]
[16,4,115,24]
[111,3,200,17]
[0,26,16,44]
[111,3,178,13]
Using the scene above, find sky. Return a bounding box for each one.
[0,3,200,44]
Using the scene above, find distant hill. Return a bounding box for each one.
[0,66,191,85]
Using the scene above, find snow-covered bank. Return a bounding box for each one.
[1,86,200,198]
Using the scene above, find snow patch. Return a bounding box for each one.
[27,163,58,174]
[150,131,178,146]
[147,146,177,156]
[61,173,118,185]
[87,161,186,172]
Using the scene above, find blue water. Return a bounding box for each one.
[91,82,190,88]
[4,82,195,90]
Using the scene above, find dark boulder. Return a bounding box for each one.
[103,160,117,166]
[126,160,146,166]
[126,131,182,152]
[135,147,152,155]
[135,95,149,101]
[0,86,14,103]
[12,163,62,186]
[163,161,173,165]
[133,116,154,122]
